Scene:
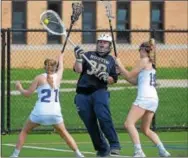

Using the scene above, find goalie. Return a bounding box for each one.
[73,33,121,157]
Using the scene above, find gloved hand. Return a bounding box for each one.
[74,46,84,63]
[95,70,109,82]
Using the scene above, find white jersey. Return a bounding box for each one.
[31,73,62,116]
[136,69,158,100]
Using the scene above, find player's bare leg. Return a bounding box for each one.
[10,120,39,157]
[124,105,146,157]
[141,111,170,157]
[54,123,84,157]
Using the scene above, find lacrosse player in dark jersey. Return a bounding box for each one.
[73,34,121,157]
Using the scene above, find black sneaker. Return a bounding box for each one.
[110,149,120,155]
[96,150,110,157]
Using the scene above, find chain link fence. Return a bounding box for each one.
[1,29,188,133]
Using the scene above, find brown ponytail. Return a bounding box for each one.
[44,59,57,88]
[149,38,156,69]
[139,39,156,69]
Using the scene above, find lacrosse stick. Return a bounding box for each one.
[40,10,95,69]
[100,0,117,57]
[61,2,84,53]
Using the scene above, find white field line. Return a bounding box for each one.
[9,87,130,96]
[5,140,187,145]
[3,143,95,155]
[3,143,129,157]
[10,79,188,85]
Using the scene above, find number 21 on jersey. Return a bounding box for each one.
[41,89,58,103]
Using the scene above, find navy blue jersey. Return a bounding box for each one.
[76,51,118,94]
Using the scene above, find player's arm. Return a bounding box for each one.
[56,54,64,85]
[74,60,83,73]
[15,77,39,97]
[73,46,84,73]
[126,77,138,85]
[108,60,118,84]
[116,58,146,84]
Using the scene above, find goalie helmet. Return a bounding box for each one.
[96,33,112,56]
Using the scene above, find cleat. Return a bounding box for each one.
[96,150,110,157]
[134,150,146,157]
[10,155,18,158]
[110,149,120,155]
[76,154,84,158]
[159,150,171,157]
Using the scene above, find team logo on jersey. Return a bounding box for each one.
[90,55,109,65]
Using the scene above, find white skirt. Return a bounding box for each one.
[29,114,63,126]
[133,98,159,113]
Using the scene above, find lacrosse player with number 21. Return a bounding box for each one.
[10,54,84,158]
[73,33,121,157]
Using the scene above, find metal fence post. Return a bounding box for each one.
[7,29,11,133]
[1,30,6,134]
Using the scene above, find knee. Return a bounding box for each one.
[124,121,133,130]
[140,127,150,136]
[21,128,30,135]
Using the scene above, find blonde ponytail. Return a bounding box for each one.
[47,74,54,89]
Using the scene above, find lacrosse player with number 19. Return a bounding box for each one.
[116,39,171,157]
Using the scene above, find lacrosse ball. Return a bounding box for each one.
[44,18,49,25]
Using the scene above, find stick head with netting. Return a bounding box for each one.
[71,2,84,23]
[40,9,96,70]
[100,0,114,20]
[40,10,67,36]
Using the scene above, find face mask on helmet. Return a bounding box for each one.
[96,34,112,56]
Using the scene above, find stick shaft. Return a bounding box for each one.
[61,22,74,53]
[109,19,117,57]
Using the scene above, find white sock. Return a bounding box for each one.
[134,144,142,152]
[156,142,166,151]
[75,149,84,157]
[11,149,20,157]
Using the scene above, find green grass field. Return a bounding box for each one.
[2,132,188,157]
